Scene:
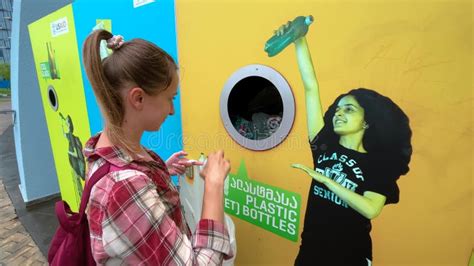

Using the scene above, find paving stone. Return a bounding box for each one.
[25,258,48,266]
[12,245,31,259]
[0,205,15,215]
[0,250,11,260]
[24,252,47,264]
[0,181,47,265]
[4,223,24,234]
[0,199,11,209]
[30,260,48,266]
[0,99,48,265]
[8,253,28,265]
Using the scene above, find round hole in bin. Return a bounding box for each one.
[228,76,283,140]
[220,64,295,151]
[48,85,58,111]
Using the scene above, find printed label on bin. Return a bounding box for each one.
[133,0,155,8]
[224,160,301,242]
[40,62,51,78]
[50,17,69,37]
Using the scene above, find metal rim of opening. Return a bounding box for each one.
[220,64,295,151]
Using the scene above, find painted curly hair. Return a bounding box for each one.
[317,88,412,176]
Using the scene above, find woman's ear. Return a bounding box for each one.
[127,87,145,110]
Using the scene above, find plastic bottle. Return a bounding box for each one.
[47,42,60,79]
[46,42,54,78]
[264,15,314,57]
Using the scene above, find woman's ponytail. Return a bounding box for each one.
[82,29,134,152]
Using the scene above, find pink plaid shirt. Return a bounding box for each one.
[84,133,232,265]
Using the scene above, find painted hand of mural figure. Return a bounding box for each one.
[291,163,326,183]
[265,15,323,141]
[291,163,386,220]
[264,15,314,57]
[166,150,204,176]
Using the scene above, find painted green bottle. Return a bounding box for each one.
[264,15,314,57]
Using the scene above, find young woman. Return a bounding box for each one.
[82,30,232,265]
[266,17,412,265]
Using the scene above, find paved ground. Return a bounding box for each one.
[0,180,47,265]
[0,97,48,265]
[0,98,13,134]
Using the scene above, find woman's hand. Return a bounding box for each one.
[200,150,231,187]
[291,163,327,184]
[200,151,230,223]
[166,151,203,176]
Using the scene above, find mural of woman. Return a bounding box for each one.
[59,112,86,203]
[266,16,413,265]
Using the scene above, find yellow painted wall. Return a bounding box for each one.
[175,1,472,265]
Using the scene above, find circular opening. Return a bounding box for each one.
[220,64,295,151]
[48,85,58,111]
[228,76,283,140]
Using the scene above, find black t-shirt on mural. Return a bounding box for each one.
[295,136,399,266]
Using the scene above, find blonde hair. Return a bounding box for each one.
[82,29,177,153]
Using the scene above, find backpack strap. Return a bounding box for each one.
[78,162,112,216]
[55,162,133,232]
[54,162,112,232]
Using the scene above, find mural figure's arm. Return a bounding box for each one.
[58,112,67,138]
[265,16,324,141]
[294,37,324,141]
[292,164,386,219]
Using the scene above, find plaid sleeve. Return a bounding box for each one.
[102,173,232,265]
[193,219,233,264]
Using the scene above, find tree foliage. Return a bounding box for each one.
[0,63,10,80]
